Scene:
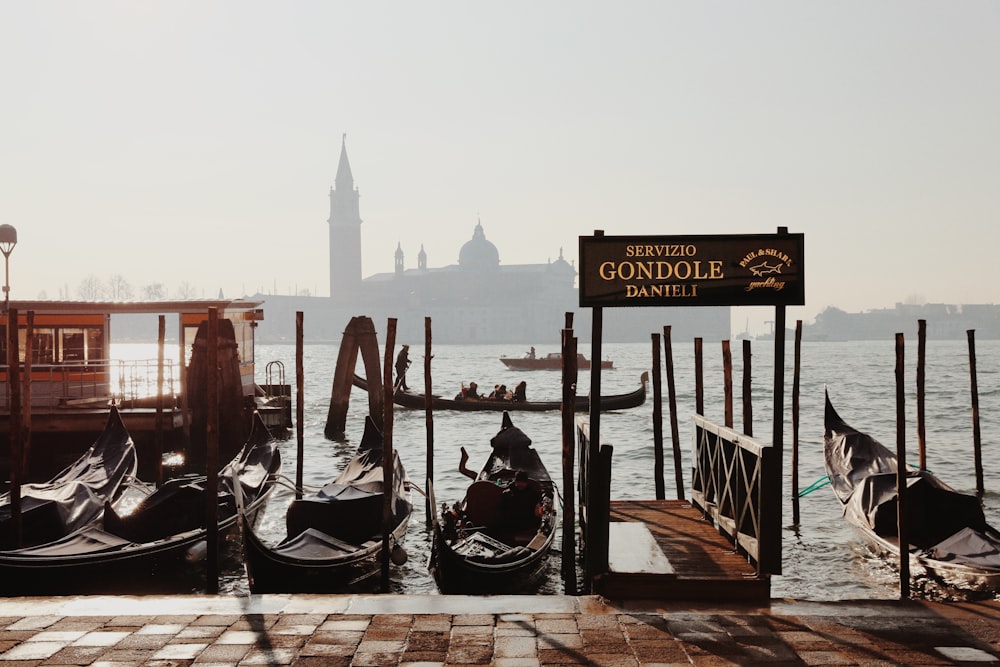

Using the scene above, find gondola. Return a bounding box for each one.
[240,415,412,593]
[353,371,647,412]
[429,411,557,594]
[824,390,1000,594]
[0,411,281,595]
[0,405,138,550]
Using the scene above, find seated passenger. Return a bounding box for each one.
[496,470,543,537]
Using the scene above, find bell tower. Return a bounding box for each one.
[328,134,363,300]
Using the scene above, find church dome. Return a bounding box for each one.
[458,222,500,270]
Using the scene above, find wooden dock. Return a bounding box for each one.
[596,499,771,602]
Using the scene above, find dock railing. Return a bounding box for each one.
[690,415,781,575]
[1,359,181,410]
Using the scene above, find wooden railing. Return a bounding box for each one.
[690,415,781,575]
[0,359,180,410]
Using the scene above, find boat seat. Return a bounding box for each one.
[464,480,503,527]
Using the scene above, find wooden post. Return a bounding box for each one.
[770,226,788,576]
[156,315,165,487]
[22,312,32,477]
[791,320,802,525]
[381,318,397,591]
[565,312,574,329]
[741,339,753,437]
[586,297,605,590]
[179,314,191,445]
[6,309,22,548]
[722,340,733,429]
[650,332,665,500]
[424,316,434,525]
[968,329,984,496]
[895,332,910,599]
[663,326,684,501]
[561,327,578,594]
[296,312,305,500]
[204,307,220,594]
[917,319,927,471]
[694,338,704,416]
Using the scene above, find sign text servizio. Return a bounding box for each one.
[578,233,805,308]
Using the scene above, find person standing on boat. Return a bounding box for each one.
[394,345,411,391]
[512,381,527,402]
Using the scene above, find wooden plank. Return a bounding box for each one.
[608,522,674,574]
[597,499,770,601]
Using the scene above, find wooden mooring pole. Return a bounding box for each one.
[791,320,802,525]
[6,308,22,548]
[561,326,578,593]
[741,339,753,437]
[424,317,434,525]
[381,318,397,591]
[296,312,305,500]
[663,326,684,501]
[205,307,220,594]
[722,340,733,429]
[894,332,910,599]
[917,319,927,471]
[968,329,984,496]
[650,332,665,500]
[22,312,32,478]
[694,338,704,416]
[156,316,165,487]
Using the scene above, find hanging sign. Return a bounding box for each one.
[579,233,804,307]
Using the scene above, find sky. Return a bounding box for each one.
[1,2,997,336]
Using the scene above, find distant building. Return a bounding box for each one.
[253,138,731,345]
[805,304,1000,341]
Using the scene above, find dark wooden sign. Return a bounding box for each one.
[579,233,804,307]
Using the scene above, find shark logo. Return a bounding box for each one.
[749,261,783,276]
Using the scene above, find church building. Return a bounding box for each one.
[253,137,730,344]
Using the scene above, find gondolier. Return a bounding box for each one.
[394,345,411,391]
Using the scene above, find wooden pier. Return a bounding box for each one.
[596,499,770,602]
[579,416,777,603]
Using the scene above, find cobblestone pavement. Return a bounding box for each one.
[0,595,998,665]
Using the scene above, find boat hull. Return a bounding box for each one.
[824,391,1000,596]
[428,412,557,595]
[242,416,413,594]
[499,355,613,371]
[0,492,271,595]
[242,512,410,594]
[0,412,280,595]
[354,372,647,413]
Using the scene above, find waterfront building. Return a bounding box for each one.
[253,138,731,345]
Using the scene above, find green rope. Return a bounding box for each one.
[798,475,830,497]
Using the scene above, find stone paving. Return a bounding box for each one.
[0,594,997,665]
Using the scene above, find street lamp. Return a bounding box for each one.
[0,224,17,313]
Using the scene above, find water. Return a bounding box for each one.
[127,338,1000,600]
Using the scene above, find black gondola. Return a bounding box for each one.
[0,405,138,550]
[240,415,412,593]
[824,390,1000,594]
[429,411,557,594]
[353,371,647,412]
[0,411,281,595]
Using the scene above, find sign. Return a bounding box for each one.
[579,233,804,307]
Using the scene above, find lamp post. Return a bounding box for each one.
[0,224,16,313]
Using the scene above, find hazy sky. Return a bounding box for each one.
[2,2,997,335]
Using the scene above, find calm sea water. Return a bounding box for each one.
[123,338,1000,600]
